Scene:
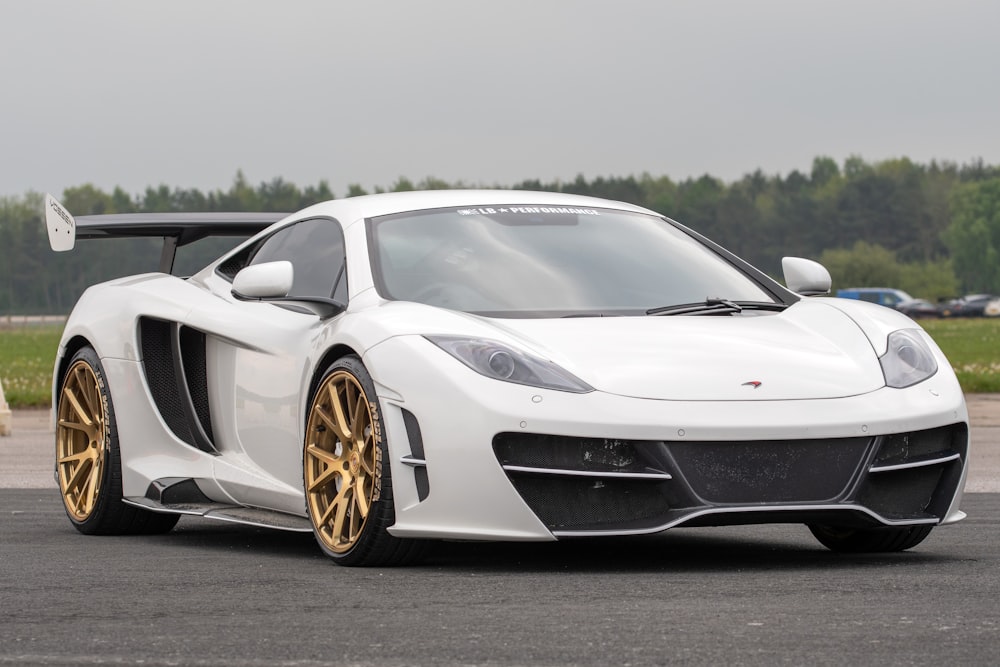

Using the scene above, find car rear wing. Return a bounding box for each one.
[44,193,288,274]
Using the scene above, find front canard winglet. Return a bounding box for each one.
[44,193,76,252]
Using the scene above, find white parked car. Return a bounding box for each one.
[44,190,969,566]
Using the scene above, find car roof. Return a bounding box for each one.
[283,190,658,226]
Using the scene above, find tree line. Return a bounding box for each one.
[2,157,999,315]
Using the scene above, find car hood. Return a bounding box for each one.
[483,299,887,401]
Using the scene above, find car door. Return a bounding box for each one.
[196,217,349,514]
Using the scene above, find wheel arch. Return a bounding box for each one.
[305,343,363,419]
[53,335,96,403]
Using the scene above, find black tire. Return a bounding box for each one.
[56,346,180,535]
[303,355,428,566]
[808,524,933,553]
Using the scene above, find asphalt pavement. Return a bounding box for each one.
[3,399,999,666]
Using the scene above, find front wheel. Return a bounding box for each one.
[303,356,428,566]
[808,524,933,553]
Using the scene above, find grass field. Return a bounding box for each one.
[920,318,1000,393]
[0,325,62,407]
[1,319,998,409]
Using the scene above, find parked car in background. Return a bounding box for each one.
[836,287,914,308]
[937,294,1000,318]
[895,299,940,319]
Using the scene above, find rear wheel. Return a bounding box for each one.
[303,355,427,566]
[808,524,933,553]
[56,346,179,535]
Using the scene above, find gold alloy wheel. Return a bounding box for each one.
[56,359,108,521]
[304,370,379,554]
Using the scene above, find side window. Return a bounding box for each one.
[249,218,347,300]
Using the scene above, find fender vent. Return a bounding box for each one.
[139,317,216,453]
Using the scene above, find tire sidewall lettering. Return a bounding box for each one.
[369,400,383,502]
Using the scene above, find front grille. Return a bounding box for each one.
[667,438,870,504]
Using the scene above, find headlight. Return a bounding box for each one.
[425,335,594,393]
[880,329,938,388]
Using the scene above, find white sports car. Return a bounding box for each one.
[44,190,969,566]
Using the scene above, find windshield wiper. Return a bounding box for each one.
[646,298,787,316]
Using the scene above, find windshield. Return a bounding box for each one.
[368,205,777,317]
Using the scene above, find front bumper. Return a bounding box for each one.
[365,337,970,541]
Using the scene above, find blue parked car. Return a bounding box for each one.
[836,287,914,308]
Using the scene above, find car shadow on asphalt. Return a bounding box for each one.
[158,517,958,573]
[421,531,957,573]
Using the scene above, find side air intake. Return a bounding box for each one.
[139,317,217,453]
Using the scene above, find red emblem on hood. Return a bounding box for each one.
[742,381,762,389]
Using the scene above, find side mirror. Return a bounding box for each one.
[781,257,831,296]
[231,260,345,319]
[232,261,293,299]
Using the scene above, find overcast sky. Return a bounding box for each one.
[3,1,999,200]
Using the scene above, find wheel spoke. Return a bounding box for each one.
[58,448,93,467]
[353,482,370,518]
[64,452,95,498]
[305,442,341,468]
[312,403,344,442]
[327,384,354,443]
[62,387,94,430]
[331,487,352,544]
[57,418,94,437]
[358,450,375,477]
[351,393,368,445]
[81,461,100,512]
[348,499,362,541]
[73,366,98,416]
[305,446,342,493]
[317,495,338,527]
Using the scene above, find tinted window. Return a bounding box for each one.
[369,206,775,316]
[249,218,346,299]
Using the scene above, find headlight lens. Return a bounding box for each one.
[880,329,938,388]
[425,335,594,393]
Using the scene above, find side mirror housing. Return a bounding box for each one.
[782,257,831,296]
[232,261,293,299]
[231,261,345,319]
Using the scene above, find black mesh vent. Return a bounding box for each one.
[216,245,255,280]
[857,466,943,519]
[874,426,960,467]
[859,423,967,520]
[140,317,194,447]
[506,475,669,531]
[180,326,214,444]
[667,438,871,504]
[494,433,666,475]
